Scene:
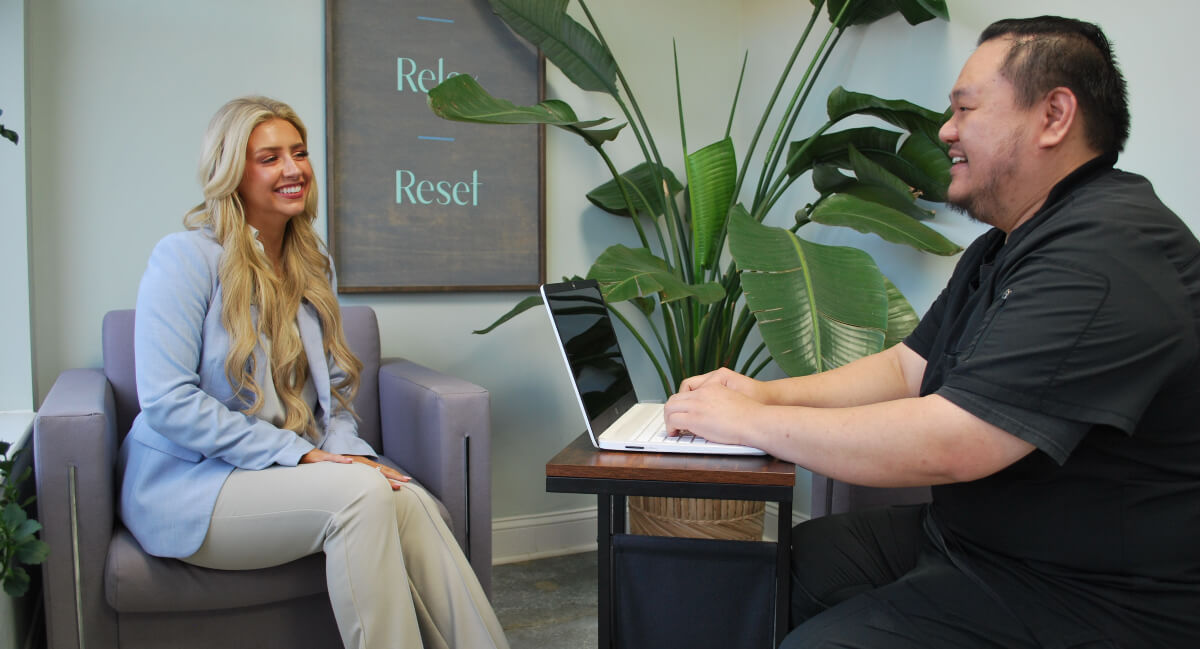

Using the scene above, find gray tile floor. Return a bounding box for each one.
[493,551,598,649]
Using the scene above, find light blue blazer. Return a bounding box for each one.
[117,228,376,558]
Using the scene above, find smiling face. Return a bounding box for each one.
[236,118,312,233]
[939,38,1040,229]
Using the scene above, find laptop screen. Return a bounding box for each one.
[541,280,639,433]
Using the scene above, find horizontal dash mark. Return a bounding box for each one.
[417,16,454,23]
[418,135,456,142]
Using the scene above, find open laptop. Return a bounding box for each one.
[541,279,766,456]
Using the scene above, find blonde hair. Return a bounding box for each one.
[184,96,360,438]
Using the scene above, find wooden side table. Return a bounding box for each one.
[547,433,797,648]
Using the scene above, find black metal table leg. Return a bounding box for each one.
[598,493,613,649]
[775,503,792,646]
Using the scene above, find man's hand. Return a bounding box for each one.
[678,367,772,403]
[664,378,764,446]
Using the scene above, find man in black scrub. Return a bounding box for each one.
[664,15,1200,648]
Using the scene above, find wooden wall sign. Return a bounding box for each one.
[326,0,545,292]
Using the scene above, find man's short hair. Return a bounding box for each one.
[980,16,1130,155]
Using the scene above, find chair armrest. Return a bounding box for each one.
[378,358,492,596]
[34,368,120,649]
[810,472,930,518]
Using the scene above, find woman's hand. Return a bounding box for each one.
[299,450,411,490]
[348,455,411,491]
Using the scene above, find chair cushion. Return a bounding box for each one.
[106,526,326,613]
[105,470,452,613]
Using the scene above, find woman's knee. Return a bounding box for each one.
[327,462,397,521]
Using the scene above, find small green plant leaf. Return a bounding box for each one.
[587,245,724,305]
[15,538,49,565]
[2,501,25,528]
[586,162,684,218]
[3,566,30,598]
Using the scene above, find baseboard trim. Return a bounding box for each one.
[491,502,808,565]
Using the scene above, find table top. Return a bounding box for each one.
[546,433,796,487]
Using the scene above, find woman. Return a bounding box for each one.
[117,96,509,649]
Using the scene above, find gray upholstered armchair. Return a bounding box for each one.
[33,305,492,649]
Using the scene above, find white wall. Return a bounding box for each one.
[20,0,1200,540]
[1,0,31,414]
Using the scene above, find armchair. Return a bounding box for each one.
[810,473,930,518]
[33,305,492,649]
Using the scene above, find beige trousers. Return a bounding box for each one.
[183,461,509,649]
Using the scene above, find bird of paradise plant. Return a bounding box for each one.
[429,0,961,393]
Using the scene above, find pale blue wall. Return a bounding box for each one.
[16,0,1200,526]
[1,0,31,413]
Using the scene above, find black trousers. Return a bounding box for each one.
[782,506,1117,649]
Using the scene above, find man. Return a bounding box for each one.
[665,16,1200,648]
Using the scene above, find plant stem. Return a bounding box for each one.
[758,27,845,214]
[734,0,823,203]
[578,0,691,282]
[586,136,670,254]
[608,304,673,396]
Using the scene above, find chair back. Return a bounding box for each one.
[101,305,383,450]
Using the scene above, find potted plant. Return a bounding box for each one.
[1,119,44,602]
[1,440,46,599]
[429,0,960,537]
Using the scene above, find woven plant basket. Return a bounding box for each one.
[628,496,765,541]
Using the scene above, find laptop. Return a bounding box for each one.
[541,279,766,456]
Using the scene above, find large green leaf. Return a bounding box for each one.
[490,0,619,97]
[730,209,889,376]
[810,193,961,255]
[906,0,949,22]
[896,129,951,202]
[587,245,724,305]
[785,127,901,179]
[685,137,737,273]
[813,0,947,27]
[883,276,919,348]
[818,181,934,221]
[586,162,683,218]
[847,144,915,203]
[827,87,944,143]
[791,128,950,203]
[427,74,624,144]
[815,0,898,27]
[808,146,934,221]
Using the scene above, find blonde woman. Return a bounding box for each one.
[116,96,509,649]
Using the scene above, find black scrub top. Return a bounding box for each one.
[904,154,1200,590]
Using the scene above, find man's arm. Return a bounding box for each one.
[664,344,1035,487]
[676,343,926,408]
[763,343,928,407]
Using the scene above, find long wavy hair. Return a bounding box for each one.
[183,96,361,438]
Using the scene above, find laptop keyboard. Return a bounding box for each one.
[630,415,709,445]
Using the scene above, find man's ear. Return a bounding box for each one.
[1038,86,1079,148]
